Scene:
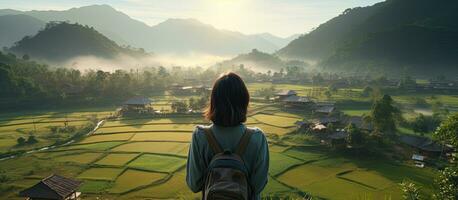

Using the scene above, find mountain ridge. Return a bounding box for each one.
[0,5,296,56]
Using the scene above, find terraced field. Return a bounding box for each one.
[0,89,445,199]
[0,109,114,154]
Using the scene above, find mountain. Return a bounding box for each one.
[277,0,458,76]
[9,22,147,62]
[253,33,300,48]
[0,15,45,48]
[218,49,308,71]
[0,5,288,55]
[145,18,278,55]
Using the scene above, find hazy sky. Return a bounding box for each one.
[0,0,384,37]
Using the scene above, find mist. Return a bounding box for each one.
[56,53,230,72]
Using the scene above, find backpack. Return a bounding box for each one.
[202,127,254,200]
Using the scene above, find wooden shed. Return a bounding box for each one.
[19,174,82,200]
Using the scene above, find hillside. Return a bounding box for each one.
[0,15,45,48]
[9,22,147,61]
[277,0,458,76]
[218,49,307,71]
[0,5,288,55]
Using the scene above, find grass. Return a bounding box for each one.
[123,170,199,199]
[252,114,299,128]
[339,170,393,190]
[60,141,124,151]
[77,167,124,181]
[127,154,186,173]
[111,142,189,156]
[283,148,326,161]
[269,145,290,153]
[96,124,196,134]
[55,153,103,164]
[130,132,192,142]
[109,170,167,193]
[79,133,135,144]
[262,176,291,195]
[269,152,303,176]
[79,180,113,193]
[95,153,139,166]
[277,159,357,188]
[254,124,295,136]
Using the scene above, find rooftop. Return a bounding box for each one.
[19,174,82,200]
[123,96,152,105]
[282,95,312,103]
[399,135,443,152]
[276,90,297,96]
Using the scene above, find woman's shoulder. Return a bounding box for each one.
[245,126,267,142]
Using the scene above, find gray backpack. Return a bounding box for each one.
[202,127,254,200]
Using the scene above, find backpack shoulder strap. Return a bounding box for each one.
[202,127,223,154]
[235,128,255,156]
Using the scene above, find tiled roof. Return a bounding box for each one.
[19,174,82,199]
[276,90,297,96]
[123,96,152,105]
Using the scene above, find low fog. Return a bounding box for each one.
[56,53,230,72]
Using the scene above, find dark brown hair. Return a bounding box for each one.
[204,72,249,126]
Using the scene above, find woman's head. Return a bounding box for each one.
[204,72,249,126]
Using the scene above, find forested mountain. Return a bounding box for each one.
[0,15,45,48]
[218,49,308,71]
[9,22,147,62]
[277,0,458,76]
[0,5,288,55]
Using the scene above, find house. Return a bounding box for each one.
[312,123,327,132]
[281,95,314,108]
[315,116,340,125]
[428,81,458,91]
[314,104,336,115]
[412,154,425,168]
[344,116,373,131]
[295,121,310,132]
[275,90,297,101]
[327,131,348,148]
[122,96,153,113]
[399,135,445,156]
[19,174,81,200]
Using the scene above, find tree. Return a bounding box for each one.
[433,113,458,149]
[16,137,26,145]
[345,123,364,147]
[22,54,30,60]
[362,86,373,97]
[412,114,429,135]
[171,101,188,113]
[26,135,38,144]
[399,180,422,200]
[434,167,458,200]
[370,95,399,134]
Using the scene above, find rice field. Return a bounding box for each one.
[111,142,189,156]
[95,153,139,166]
[127,154,187,172]
[0,83,448,200]
[109,170,167,193]
[78,167,124,181]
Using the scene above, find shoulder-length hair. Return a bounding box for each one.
[204,72,249,126]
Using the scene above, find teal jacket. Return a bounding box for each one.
[186,124,269,199]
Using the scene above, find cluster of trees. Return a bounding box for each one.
[170,96,208,113]
[16,135,38,146]
[400,166,458,200]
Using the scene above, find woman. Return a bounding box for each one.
[186,72,269,199]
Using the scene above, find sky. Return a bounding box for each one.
[0,0,384,37]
